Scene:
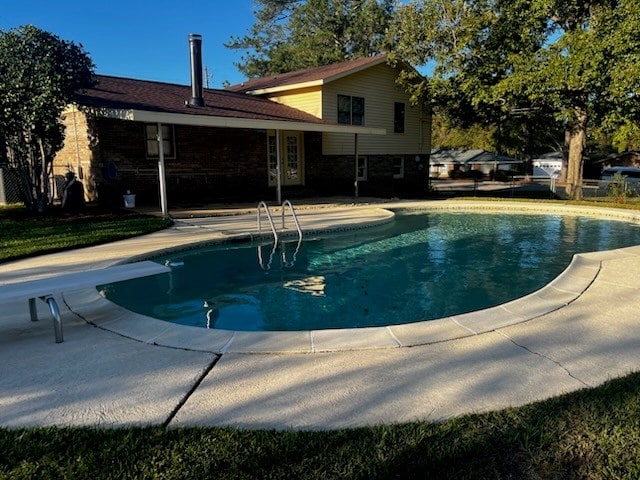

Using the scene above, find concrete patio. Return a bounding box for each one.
[1,199,639,430]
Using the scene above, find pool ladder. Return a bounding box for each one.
[256,200,303,270]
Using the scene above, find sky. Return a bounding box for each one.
[0,0,258,88]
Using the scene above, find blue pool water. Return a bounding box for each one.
[99,212,640,331]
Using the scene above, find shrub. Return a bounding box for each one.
[607,172,636,203]
[493,169,519,182]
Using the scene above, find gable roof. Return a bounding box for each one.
[73,75,385,134]
[226,54,388,95]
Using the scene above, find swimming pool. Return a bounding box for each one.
[99,211,640,331]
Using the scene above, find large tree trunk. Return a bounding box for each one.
[565,109,588,200]
[36,137,51,213]
[558,129,571,184]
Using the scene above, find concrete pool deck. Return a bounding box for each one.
[1,199,640,429]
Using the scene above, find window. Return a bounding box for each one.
[337,95,365,126]
[394,102,405,133]
[393,156,404,179]
[145,124,175,158]
[357,156,368,181]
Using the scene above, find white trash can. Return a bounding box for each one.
[123,193,136,208]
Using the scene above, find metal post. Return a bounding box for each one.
[157,123,169,217]
[29,297,38,321]
[354,133,359,198]
[276,130,282,205]
[44,296,63,343]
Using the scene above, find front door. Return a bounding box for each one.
[268,130,304,187]
[283,131,304,186]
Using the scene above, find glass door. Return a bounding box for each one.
[283,132,303,185]
[266,131,304,187]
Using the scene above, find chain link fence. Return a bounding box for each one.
[0,168,22,204]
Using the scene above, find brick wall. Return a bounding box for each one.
[56,116,274,206]
[54,108,95,200]
[54,113,430,206]
[307,149,429,197]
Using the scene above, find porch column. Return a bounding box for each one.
[157,123,169,217]
[276,129,282,205]
[354,133,359,198]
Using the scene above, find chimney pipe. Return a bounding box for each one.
[188,33,204,107]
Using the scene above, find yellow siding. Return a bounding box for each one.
[266,87,323,119]
[321,63,431,155]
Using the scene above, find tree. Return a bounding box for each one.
[389,0,640,199]
[431,112,496,151]
[226,0,395,77]
[0,25,94,212]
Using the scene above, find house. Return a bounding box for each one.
[593,151,640,170]
[52,36,431,211]
[226,55,431,195]
[429,149,523,178]
[532,152,563,178]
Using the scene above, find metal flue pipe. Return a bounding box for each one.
[188,33,204,107]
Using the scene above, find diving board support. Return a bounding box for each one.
[1,261,171,343]
[29,296,64,343]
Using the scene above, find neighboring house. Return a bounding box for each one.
[532,152,563,178]
[429,149,523,178]
[593,151,640,170]
[52,40,431,210]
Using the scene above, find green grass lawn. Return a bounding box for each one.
[0,204,173,263]
[1,372,639,479]
[1,199,639,479]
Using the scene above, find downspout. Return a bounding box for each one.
[157,123,169,217]
[71,106,83,202]
[72,106,81,177]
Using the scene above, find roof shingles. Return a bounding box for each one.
[74,75,325,124]
[225,55,387,93]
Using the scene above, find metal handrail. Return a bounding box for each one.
[257,201,279,246]
[280,200,302,267]
[281,199,302,241]
[256,200,303,270]
[257,241,278,271]
[257,202,279,270]
[280,236,303,268]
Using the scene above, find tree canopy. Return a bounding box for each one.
[226,0,395,77]
[0,25,94,212]
[389,0,640,199]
